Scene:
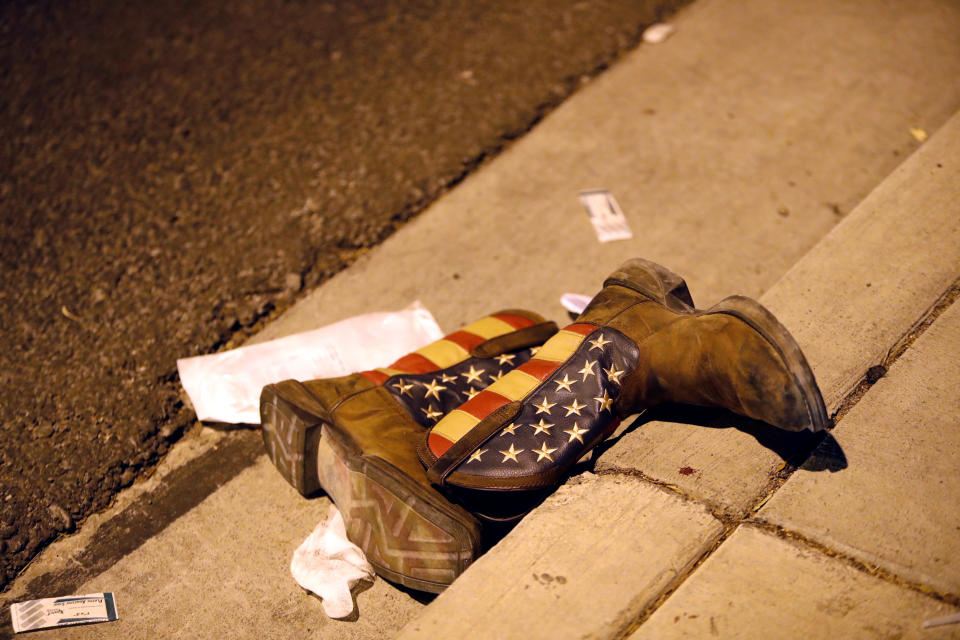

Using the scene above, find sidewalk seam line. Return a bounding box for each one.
[743,519,960,607]
[615,524,737,639]
[747,276,960,512]
[593,466,735,525]
[610,276,960,637]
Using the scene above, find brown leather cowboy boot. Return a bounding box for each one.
[419,258,827,499]
[260,310,557,592]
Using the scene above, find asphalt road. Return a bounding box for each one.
[0,0,687,589]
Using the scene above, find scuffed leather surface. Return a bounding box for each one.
[622,312,810,430]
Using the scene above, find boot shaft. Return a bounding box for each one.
[421,270,698,490]
[420,259,826,496]
[301,310,558,425]
[422,319,640,489]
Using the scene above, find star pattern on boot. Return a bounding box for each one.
[467,448,487,464]
[443,331,635,478]
[385,347,538,429]
[462,365,485,384]
[564,423,588,443]
[604,363,624,385]
[589,334,611,351]
[554,374,576,392]
[495,353,515,366]
[533,442,557,462]
[563,398,586,416]
[422,379,447,401]
[534,396,556,415]
[578,359,597,381]
[594,390,613,412]
[500,443,523,463]
[531,418,554,436]
[392,379,414,396]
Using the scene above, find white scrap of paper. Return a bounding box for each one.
[922,612,960,628]
[579,190,634,243]
[291,505,375,619]
[642,23,676,44]
[10,593,118,633]
[561,293,593,316]
[177,301,444,424]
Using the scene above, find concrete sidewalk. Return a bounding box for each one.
[397,105,960,640]
[3,0,960,638]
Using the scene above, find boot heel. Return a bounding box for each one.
[603,257,694,311]
[317,425,480,593]
[260,380,328,496]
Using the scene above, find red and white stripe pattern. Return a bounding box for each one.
[427,323,598,457]
[358,313,538,386]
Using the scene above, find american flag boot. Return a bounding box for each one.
[419,258,827,507]
[259,310,557,592]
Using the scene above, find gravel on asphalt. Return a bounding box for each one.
[0,0,686,588]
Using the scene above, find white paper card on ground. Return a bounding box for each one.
[290,504,375,619]
[560,293,593,315]
[10,593,118,633]
[579,190,634,243]
[177,301,444,424]
[922,612,960,629]
[642,22,676,43]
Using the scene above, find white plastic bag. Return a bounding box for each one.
[290,505,375,619]
[177,301,443,424]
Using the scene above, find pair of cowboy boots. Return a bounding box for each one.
[260,258,828,594]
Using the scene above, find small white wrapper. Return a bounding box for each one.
[10,593,118,633]
[177,301,443,424]
[922,612,960,629]
[291,505,375,619]
[642,22,676,44]
[560,293,593,316]
[579,190,634,243]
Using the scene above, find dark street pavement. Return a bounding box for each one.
[0,0,685,588]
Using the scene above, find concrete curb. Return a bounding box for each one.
[395,111,960,638]
[596,109,960,517]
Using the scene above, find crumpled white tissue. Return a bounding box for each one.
[291,505,375,619]
[177,301,443,424]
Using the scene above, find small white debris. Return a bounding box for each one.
[561,293,592,316]
[11,593,118,633]
[922,612,960,629]
[578,190,633,243]
[290,505,374,619]
[642,23,676,44]
[910,127,928,142]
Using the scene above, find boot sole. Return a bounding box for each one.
[316,426,479,593]
[261,382,480,593]
[708,296,830,432]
